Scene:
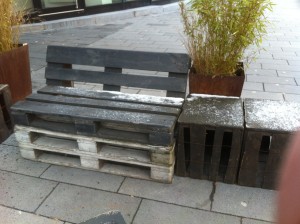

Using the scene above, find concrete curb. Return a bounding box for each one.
[20,2,180,33]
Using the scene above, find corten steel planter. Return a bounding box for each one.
[189,64,245,97]
[0,43,32,103]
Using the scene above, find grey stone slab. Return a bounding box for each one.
[0,144,50,177]
[264,83,300,94]
[247,75,296,85]
[295,78,300,85]
[133,199,240,224]
[2,134,18,147]
[262,64,300,71]
[287,60,300,66]
[243,82,264,91]
[41,165,124,192]
[0,170,57,212]
[37,183,141,224]
[245,68,277,76]
[284,93,300,102]
[242,218,273,224]
[0,205,63,224]
[212,183,277,222]
[119,177,212,210]
[277,70,300,77]
[241,90,284,100]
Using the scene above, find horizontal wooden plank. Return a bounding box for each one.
[45,67,187,93]
[37,86,184,108]
[27,93,181,116]
[12,100,177,132]
[15,125,173,153]
[46,45,190,73]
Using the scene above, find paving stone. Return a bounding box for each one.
[262,64,300,71]
[2,134,18,147]
[283,93,300,102]
[241,90,284,100]
[119,177,212,210]
[287,60,300,66]
[212,183,277,222]
[245,68,277,76]
[277,70,300,77]
[295,78,300,85]
[0,170,57,212]
[133,200,240,224]
[37,183,141,224]
[264,83,300,94]
[0,205,63,224]
[41,165,124,192]
[247,75,296,85]
[242,218,273,224]
[0,145,50,177]
[243,82,264,91]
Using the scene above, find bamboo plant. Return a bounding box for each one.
[180,0,274,77]
[0,0,25,53]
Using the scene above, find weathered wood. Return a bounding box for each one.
[38,86,184,108]
[46,62,73,87]
[209,129,224,181]
[103,67,122,91]
[238,131,262,187]
[45,67,187,93]
[167,72,187,98]
[27,93,181,116]
[12,100,177,133]
[0,85,13,142]
[15,125,173,153]
[189,126,206,179]
[224,130,243,184]
[46,45,190,73]
[175,126,187,176]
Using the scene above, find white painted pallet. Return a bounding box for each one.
[15,125,174,183]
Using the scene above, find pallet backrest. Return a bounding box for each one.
[45,45,191,98]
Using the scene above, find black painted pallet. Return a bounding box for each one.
[12,88,183,146]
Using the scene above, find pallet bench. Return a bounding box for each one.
[12,45,190,183]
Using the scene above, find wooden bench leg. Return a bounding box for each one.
[20,147,39,160]
[15,129,37,144]
[150,148,174,165]
[77,139,98,153]
[150,165,174,183]
[80,156,101,169]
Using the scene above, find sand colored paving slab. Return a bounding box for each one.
[212,183,277,222]
[0,205,64,224]
[0,170,57,212]
[119,177,212,210]
[36,183,141,223]
[41,165,124,192]
[133,199,240,224]
[0,144,50,177]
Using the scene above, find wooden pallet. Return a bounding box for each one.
[15,125,174,183]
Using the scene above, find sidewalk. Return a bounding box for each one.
[1,0,299,223]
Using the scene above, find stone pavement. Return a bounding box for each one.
[1,0,300,223]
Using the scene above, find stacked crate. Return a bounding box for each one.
[238,99,300,189]
[175,95,244,184]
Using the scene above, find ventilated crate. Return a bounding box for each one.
[238,99,300,189]
[0,85,13,143]
[175,95,244,184]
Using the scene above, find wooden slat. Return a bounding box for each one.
[37,86,184,108]
[27,93,181,116]
[12,100,177,133]
[103,67,122,91]
[46,62,73,87]
[209,129,224,181]
[46,45,190,73]
[45,67,187,93]
[224,129,242,184]
[189,126,206,179]
[238,131,261,187]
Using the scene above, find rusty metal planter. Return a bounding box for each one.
[189,64,245,97]
[0,44,32,103]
